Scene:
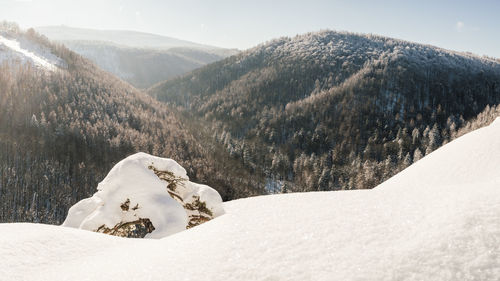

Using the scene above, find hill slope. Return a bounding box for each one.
[149,30,500,192]
[1,116,499,281]
[0,23,262,224]
[35,26,239,88]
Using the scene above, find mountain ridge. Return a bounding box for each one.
[35,25,226,50]
[35,25,239,88]
[149,29,500,193]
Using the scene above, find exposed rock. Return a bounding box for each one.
[96,218,155,238]
[120,198,130,211]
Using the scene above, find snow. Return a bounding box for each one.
[1,119,500,280]
[380,116,500,190]
[0,33,62,71]
[63,152,224,238]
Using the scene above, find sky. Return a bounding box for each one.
[0,0,499,58]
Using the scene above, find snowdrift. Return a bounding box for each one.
[63,152,224,238]
[1,118,499,280]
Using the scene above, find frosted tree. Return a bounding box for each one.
[413,148,423,162]
[402,153,412,168]
[428,123,441,151]
[411,128,420,145]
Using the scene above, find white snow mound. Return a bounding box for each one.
[62,152,224,239]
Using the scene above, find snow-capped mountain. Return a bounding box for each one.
[0,31,64,71]
[1,117,499,280]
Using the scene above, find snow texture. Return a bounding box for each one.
[1,119,500,280]
[0,33,63,71]
[63,152,224,238]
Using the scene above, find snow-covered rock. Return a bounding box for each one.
[62,152,224,239]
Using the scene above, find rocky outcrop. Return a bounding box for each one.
[62,153,225,239]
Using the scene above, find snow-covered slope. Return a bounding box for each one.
[1,119,499,280]
[0,32,63,71]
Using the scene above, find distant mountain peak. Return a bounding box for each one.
[35,25,228,51]
[34,25,239,88]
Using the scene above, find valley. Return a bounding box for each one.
[0,3,499,277]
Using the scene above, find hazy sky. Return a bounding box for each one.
[1,0,499,57]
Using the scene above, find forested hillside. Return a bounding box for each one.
[0,23,263,224]
[149,30,500,192]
